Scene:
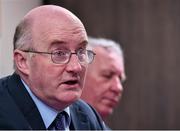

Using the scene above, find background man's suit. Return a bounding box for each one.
[0,73,106,130]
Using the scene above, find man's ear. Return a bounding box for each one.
[14,50,30,75]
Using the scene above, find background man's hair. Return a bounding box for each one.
[88,36,124,58]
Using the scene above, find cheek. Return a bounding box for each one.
[29,58,65,84]
[98,83,109,94]
[81,65,88,80]
[97,79,112,93]
[92,78,108,96]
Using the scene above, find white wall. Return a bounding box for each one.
[0,0,42,77]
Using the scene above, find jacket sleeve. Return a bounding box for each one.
[71,99,108,130]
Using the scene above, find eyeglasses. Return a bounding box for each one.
[21,48,96,64]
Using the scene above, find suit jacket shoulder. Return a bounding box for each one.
[0,73,45,130]
[0,74,106,130]
[70,99,106,130]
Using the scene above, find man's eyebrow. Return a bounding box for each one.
[48,40,88,50]
[51,40,88,45]
[51,40,66,45]
[79,40,88,47]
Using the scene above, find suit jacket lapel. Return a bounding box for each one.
[7,73,46,129]
[70,102,90,130]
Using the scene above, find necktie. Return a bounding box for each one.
[54,111,67,130]
[48,111,68,130]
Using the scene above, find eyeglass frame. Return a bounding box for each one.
[20,48,96,64]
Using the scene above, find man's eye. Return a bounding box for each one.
[54,51,67,56]
[103,74,113,79]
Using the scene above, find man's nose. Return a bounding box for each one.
[66,54,82,73]
[110,77,123,94]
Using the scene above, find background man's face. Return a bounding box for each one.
[82,47,125,118]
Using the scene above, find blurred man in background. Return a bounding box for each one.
[81,37,126,121]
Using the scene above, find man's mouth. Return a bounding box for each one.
[63,80,79,85]
[61,79,81,91]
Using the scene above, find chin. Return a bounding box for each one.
[101,108,113,117]
[64,94,81,103]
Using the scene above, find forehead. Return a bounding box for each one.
[94,47,124,72]
[31,11,87,49]
[47,39,88,50]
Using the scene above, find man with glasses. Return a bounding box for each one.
[0,5,105,130]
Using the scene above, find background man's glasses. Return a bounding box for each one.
[20,48,96,64]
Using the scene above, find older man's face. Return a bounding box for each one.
[82,47,125,119]
[26,7,88,110]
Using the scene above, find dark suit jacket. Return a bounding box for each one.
[0,73,106,130]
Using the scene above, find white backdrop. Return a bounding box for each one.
[0,0,41,77]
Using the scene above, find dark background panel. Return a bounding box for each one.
[43,0,180,129]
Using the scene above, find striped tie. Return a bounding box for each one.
[48,111,69,130]
[54,111,67,130]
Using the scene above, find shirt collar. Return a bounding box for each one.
[21,79,70,129]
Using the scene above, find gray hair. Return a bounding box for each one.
[13,18,33,71]
[13,18,33,50]
[88,36,124,59]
